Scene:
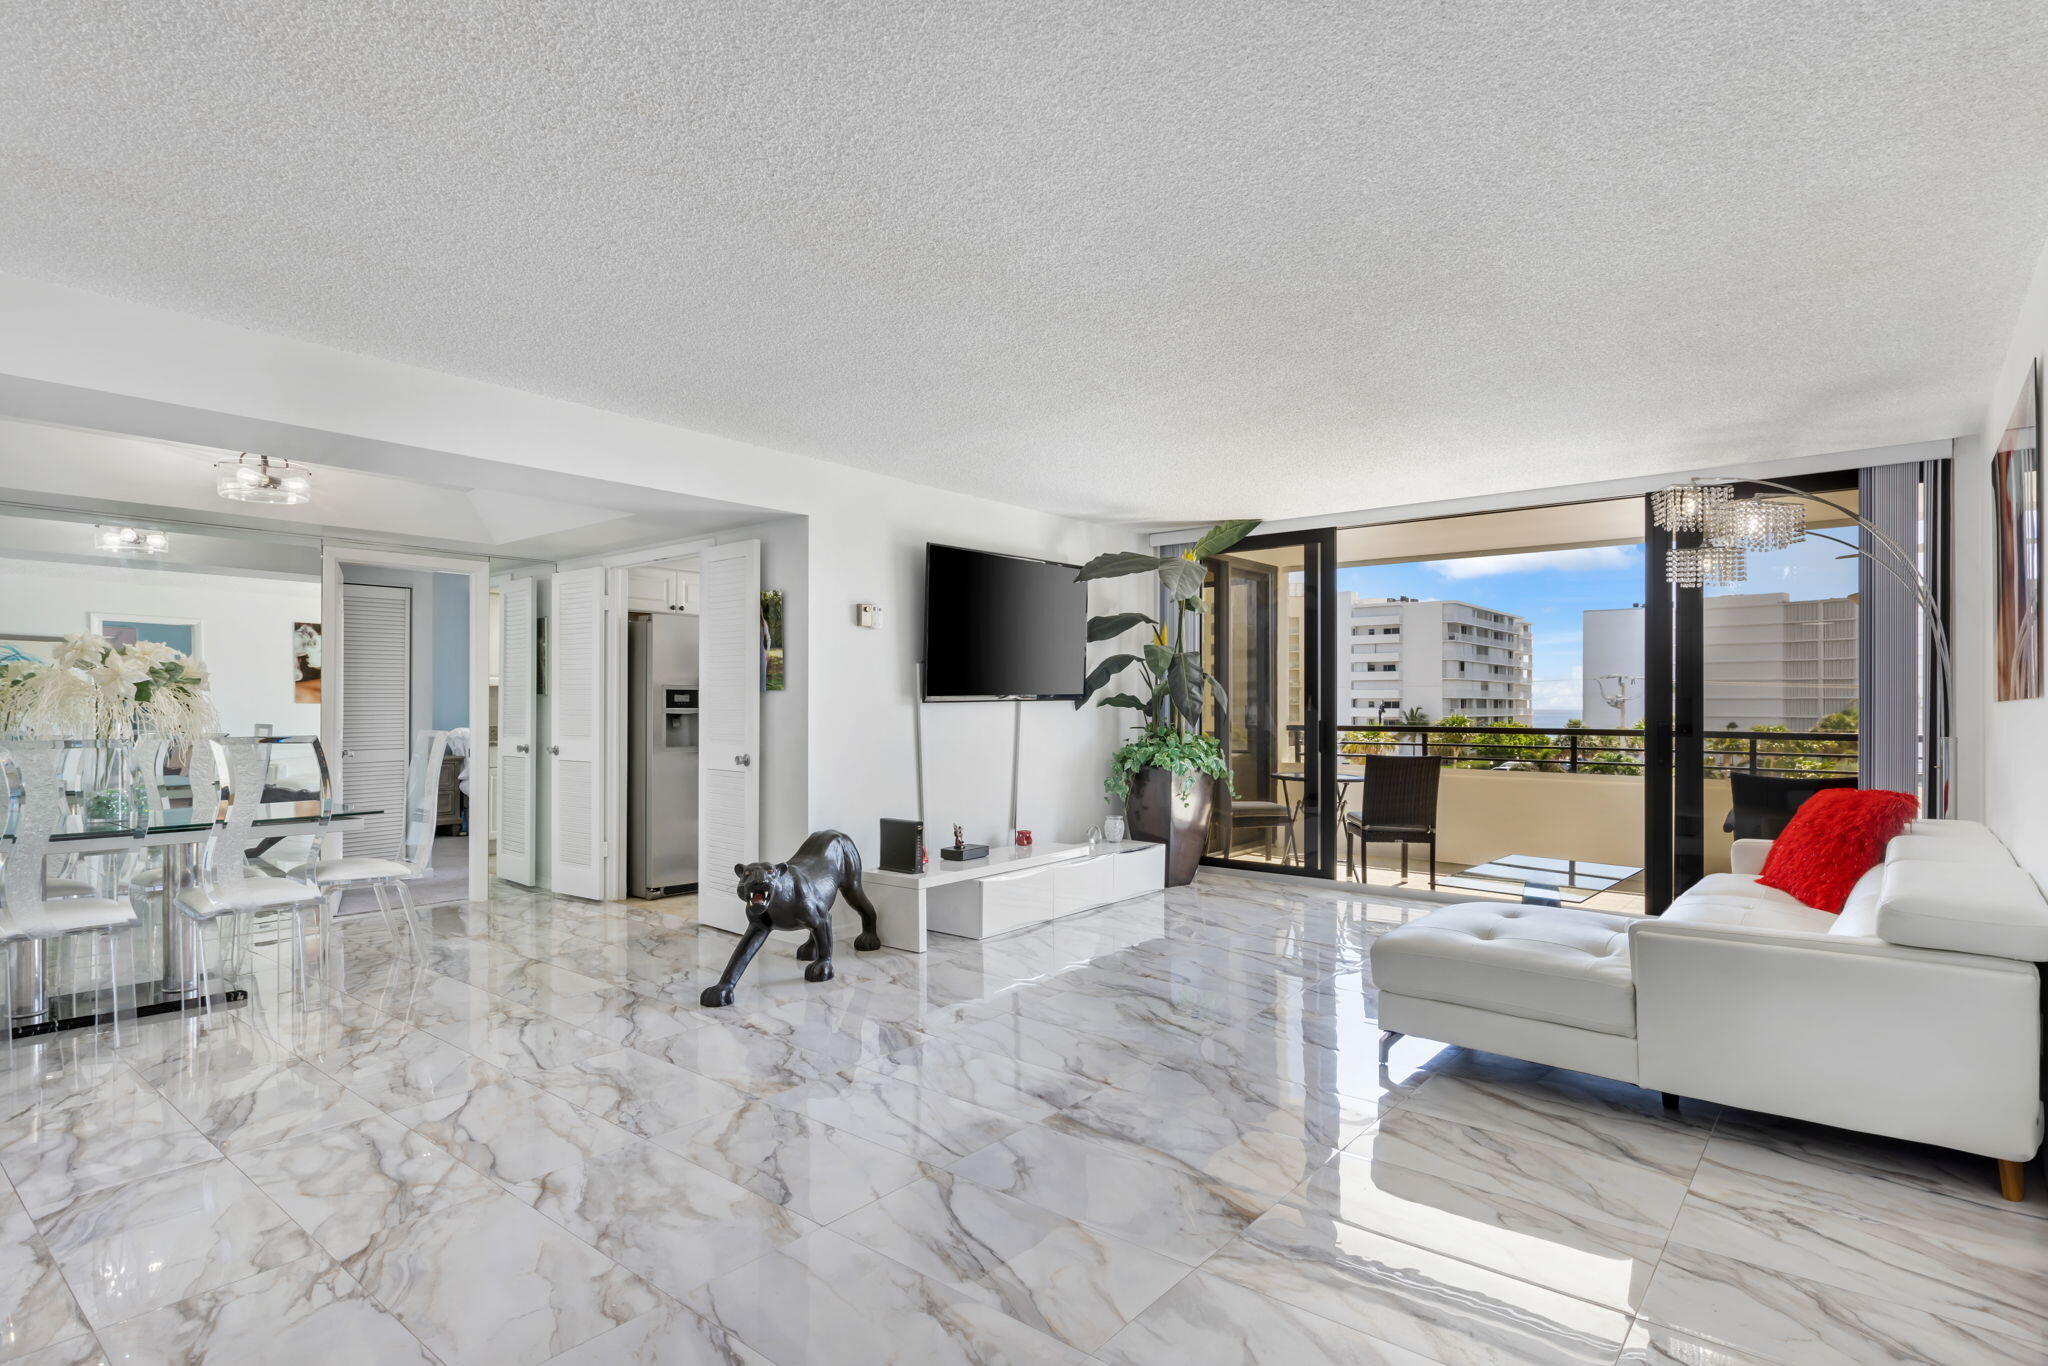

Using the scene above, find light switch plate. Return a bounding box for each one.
[857,603,883,629]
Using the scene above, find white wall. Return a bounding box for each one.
[0,555,321,737]
[1958,236,2048,884]
[0,278,1150,871]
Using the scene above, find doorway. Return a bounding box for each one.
[623,556,702,902]
[1202,528,1337,878]
[1201,499,1654,909]
[320,547,490,908]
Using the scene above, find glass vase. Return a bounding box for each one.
[75,739,143,832]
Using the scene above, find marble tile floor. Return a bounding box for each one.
[1,871,2043,1365]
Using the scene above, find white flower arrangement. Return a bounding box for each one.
[0,633,219,741]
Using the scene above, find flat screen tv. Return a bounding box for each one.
[922,543,1086,701]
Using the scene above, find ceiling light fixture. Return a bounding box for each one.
[215,452,313,505]
[93,525,171,555]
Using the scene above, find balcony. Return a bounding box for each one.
[1225,724,1859,910]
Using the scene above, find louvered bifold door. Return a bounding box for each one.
[339,583,412,861]
[697,539,761,935]
[548,566,608,900]
[497,576,538,886]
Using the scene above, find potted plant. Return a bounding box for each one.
[1074,519,1258,884]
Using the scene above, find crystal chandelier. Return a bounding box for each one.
[1648,480,1731,533]
[1706,496,1805,552]
[215,453,313,505]
[1666,544,1748,588]
[1651,479,1802,587]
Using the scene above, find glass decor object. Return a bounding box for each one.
[1650,480,1732,533]
[1666,544,1748,588]
[74,738,149,831]
[215,452,314,505]
[1103,815,1126,842]
[1707,497,1805,552]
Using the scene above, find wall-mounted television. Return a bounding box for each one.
[922,543,1086,701]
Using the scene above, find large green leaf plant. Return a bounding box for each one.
[1074,519,1259,800]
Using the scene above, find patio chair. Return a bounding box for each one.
[1722,772,1856,840]
[1343,754,1444,888]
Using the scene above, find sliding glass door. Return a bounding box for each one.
[1202,529,1336,877]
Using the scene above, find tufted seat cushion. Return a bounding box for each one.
[1373,902,1637,1035]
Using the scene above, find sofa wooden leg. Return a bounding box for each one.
[1998,1159,2026,1202]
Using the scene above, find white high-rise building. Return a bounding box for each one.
[1335,593,1532,725]
[1583,593,1858,730]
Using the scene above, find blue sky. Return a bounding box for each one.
[1336,539,1860,719]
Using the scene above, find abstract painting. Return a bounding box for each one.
[1994,361,2043,701]
[90,615,201,661]
[293,621,322,703]
[761,590,786,691]
[0,634,61,667]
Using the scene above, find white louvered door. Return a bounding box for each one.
[548,567,608,900]
[697,540,760,935]
[338,583,411,860]
[497,576,538,886]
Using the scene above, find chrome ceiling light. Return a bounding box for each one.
[215,452,313,505]
[93,524,170,555]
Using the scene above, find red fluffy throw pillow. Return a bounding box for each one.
[1757,787,1919,912]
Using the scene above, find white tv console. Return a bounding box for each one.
[863,840,1167,951]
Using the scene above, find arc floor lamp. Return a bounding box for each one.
[1650,476,1953,817]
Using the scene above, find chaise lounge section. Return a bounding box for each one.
[1373,819,2048,1198]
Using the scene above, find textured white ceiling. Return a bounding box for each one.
[3,3,2047,524]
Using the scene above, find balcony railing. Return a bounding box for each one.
[1319,723,1858,777]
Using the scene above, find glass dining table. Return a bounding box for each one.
[12,799,382,1036]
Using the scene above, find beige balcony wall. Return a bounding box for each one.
[1432,769,1642,867]
[1418,767,1737,875]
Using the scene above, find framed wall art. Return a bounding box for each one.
[1993,360,2043,701]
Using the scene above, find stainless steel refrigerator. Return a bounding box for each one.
[628,611,700,898]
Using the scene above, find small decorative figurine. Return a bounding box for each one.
[939,821,989,862]
[1014,829,1033,847]
[700,830,884,1007]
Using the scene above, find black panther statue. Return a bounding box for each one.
[700,829,884,1007]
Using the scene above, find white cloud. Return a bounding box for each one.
[1529,665,1584,712]
[1425,545,1639,580]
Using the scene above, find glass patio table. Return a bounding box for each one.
[1438,853,1642,907]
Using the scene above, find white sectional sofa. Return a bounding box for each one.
[1373,819,2048,1198]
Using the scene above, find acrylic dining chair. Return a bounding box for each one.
[292,730,449,959]
[172,735,330,1005]
[122,735,222,910]
[0,739,146,1044]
